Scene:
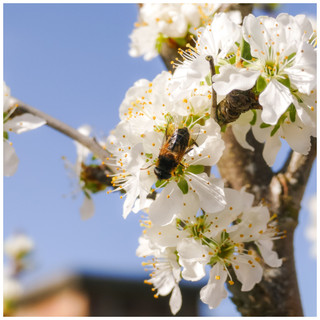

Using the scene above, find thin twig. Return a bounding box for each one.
[14,100,111,162]
[205,55,218,121]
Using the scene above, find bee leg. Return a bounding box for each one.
[189,138,199,148]
[140,163,155,170]
[184,147,194,155]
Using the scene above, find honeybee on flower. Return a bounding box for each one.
[106,71,226,225]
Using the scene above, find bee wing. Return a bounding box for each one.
[166,128,190,168]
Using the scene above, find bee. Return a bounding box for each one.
[154,122,196,180]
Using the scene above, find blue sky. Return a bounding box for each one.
[3,3,317,316]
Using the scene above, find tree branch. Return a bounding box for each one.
[278,137,317,218]
[14,100,111,162]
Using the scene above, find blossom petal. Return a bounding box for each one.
[256,239,282,268]
[146,223,187,249]
[178,190,200,220]
[262,131,282,166]
[285,42,316,95]
[232,255,263,291]
[282,118,312,155]
[128,25,158,61]
[170,285,182,315]
[122,176,140,219]
[188,173,226,213]
[259,80,293,125]
[136,236,160,257]
[293,92,317,136]
[4,114,46,134]
[177,238,209,281]
[187,118,224,166]
[212,65,260,95]
[200,263,228,309]
[149,181,183,226]
[225,188,255,215]
[4,141,19,177]
[75,125,92,174]
[80,195,95,220]
[232,122,254,152]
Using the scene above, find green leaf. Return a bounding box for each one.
[270,124,280,136]
[277,77,291,89]
[3,131,9,140]
[205,73,212,86]
[83,189,92,199]
[288,103,296,122]
[228,55,236,65]
[155,33,167,53]
[177,177,189,194]
[241,38,252,61]
[260,122,271,129]
[249,109,257,126]
[155,179,169,188]
[256,76,267,93]
[173,37,187,47]
[186,165,204,174]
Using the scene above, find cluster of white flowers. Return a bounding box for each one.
[109,10,316,314]
[171,12,316,166]
[106,71,234,313]
[107,43,281,314]
[3,82,46,176]
[225,14,317,165]
[4,233,34,259]
[129,3,241,61]
[137,188,283,313]
[106,70,225,224]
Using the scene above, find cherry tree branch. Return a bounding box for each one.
[14,100,111,162]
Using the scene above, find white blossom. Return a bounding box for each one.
[3,275,23,301]
[3,82,46,176]
[4,233,34,259]
[137,237,182,315]
[171,12,242,92]
[213,13,316,126]
[232,106,316,166]
[129,4,241,61]
[137,188,282,312]
[63,125,97,220]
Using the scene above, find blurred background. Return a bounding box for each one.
[3,3,317,316]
